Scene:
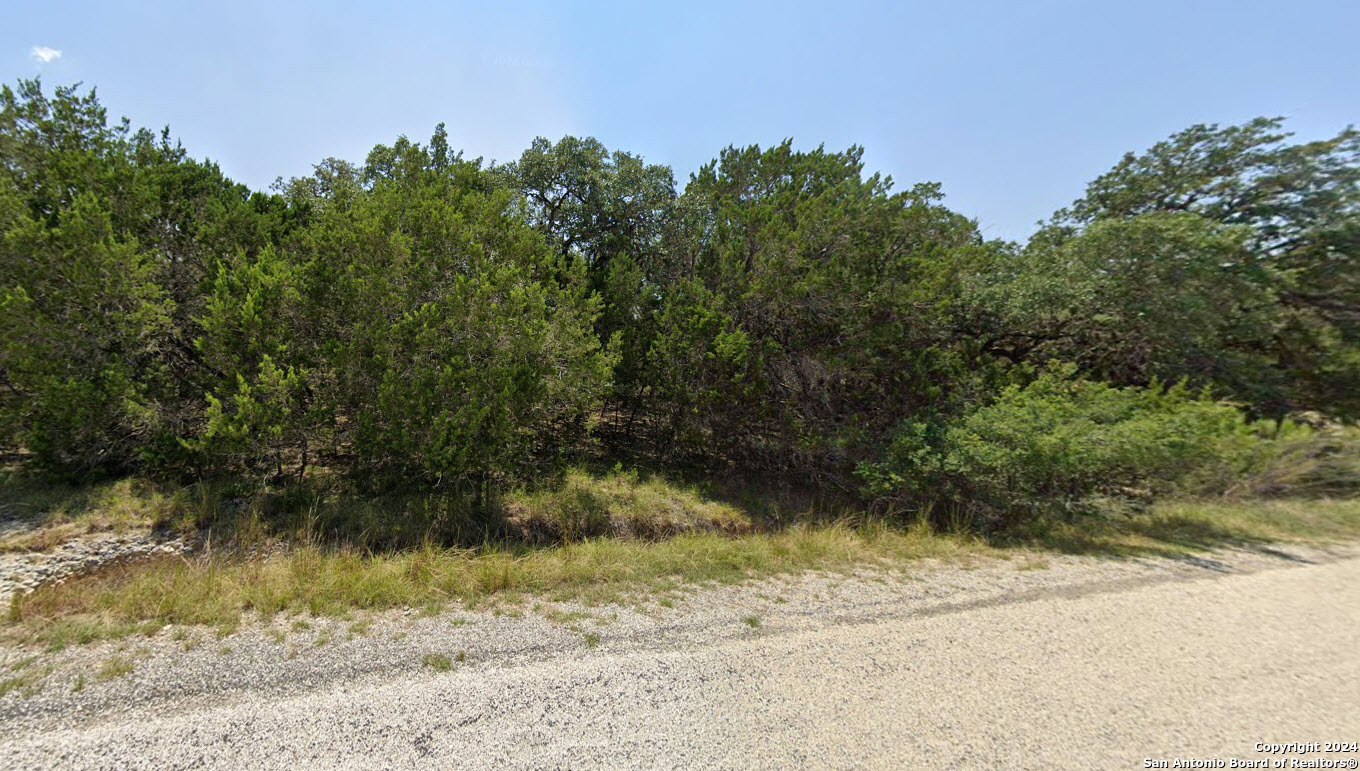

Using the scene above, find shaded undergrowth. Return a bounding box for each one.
[3,464,1359,651]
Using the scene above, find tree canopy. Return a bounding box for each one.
[2,79,1356,522]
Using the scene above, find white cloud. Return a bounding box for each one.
[30,46,62,63]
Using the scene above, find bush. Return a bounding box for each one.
[859,367,1263,526]
[4,80,1357,515]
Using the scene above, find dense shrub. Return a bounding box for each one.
[2,79,1357,525]
[857,368,1264,525]
[189,131,616,489]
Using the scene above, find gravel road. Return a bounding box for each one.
[2,547,1358,769]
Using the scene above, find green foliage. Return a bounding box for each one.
[1227,425,1360,499]
[501,136,676,405]
[184,246,317,474]
[272,129,615,487]
[646,141,988,467]
[190,357,308,474]
[0,79,286,474]
[860,367,1263,525]
[2,78,1357,533]
[0,190,171,473]
[423,653,453,671]
[970,212,1268,387]
[1000,118,1360,420]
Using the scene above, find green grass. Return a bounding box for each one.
[95,655,134,681]
[0,668,47,697]
[1007,498,1360,556]
[1155,498,1360,541]
[0,656,52,698]
[742,615,761,628]
[542,607,592,625]
[423,653,453,671]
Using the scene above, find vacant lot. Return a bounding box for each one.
[1,538,1355,770]
[4,462,1360,649]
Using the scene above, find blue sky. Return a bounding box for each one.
[6,0,1357,241]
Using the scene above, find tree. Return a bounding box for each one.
[645,141,988,472]
[0,81,173,474]
[970,213,1266,385]
[253,129,618,489]
[500,137,677,415]
[987,118,1360,420]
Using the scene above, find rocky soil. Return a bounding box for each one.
[0,539,1355,769]
[0,532,192,609]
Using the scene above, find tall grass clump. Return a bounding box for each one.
[503,467,754,542]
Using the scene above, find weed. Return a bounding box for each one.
[423,653,452,671]
[543,607,590,625]
[0,475,183,553]
[743,615,761,629]
[0,666,50,698]
[96,656,134,681]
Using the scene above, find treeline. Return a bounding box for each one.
[2,79,1357,523]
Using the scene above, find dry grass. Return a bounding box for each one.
[2,461,1358,651]
[1228,425,1360,499]
[6,518,979,648]
[504,468,754,541]
[0,475,184,552]
[1004,498,1360,556]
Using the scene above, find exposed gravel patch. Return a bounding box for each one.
[0,540,1352,735]
[0,532,192,609]
[0,541,1355,769]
